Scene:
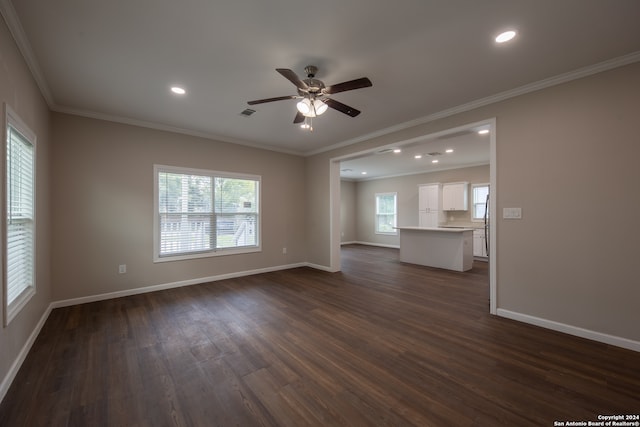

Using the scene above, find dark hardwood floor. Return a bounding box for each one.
[1,244,638,426]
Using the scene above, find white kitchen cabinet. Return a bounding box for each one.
[419,211,440,227]
[398,227,474,271]
[442,182,468,211]
[418,183,440,211]
[418,183,444,227]
[473,228,488,259]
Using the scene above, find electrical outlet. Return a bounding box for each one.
[118,264,127,274]
[282,247,287,255]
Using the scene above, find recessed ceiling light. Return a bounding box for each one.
[171,86,186,95]
[446,149,454,153]
[495,30,516,43]
[432,159,439,164]
[361,171,367,175]
[478,129,490,135]
[414,154,422,159]
[393,148,402,153]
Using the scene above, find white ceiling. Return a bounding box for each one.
[340,124,491,181]
[3,0,640,160]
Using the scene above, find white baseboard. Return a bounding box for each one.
[7,266,636,406]
[52,262,309,309]
[346,241,400,249]
[0,303,53,403]
[1,261,318,404]
[305,263,339,273]
[497,309,640,352]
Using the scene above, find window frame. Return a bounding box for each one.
[375,192,398,235]
[3,104,37,326]
[153,165,261,263]
[471,183,490,222]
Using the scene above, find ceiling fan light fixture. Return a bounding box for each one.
[248,65,372,126]
[314,99,328,115]
[297,98,328,117]
[300,116,313,131]
[296,98,312,115]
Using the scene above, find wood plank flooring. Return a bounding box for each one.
[1,244,639,426]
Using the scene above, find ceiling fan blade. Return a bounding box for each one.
[293,112,305,124]
[324,98,361,117]
[324,77,372,95]
[247,95,297,105]
[276,68,309,91]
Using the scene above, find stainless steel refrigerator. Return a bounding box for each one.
[483,193,490,257]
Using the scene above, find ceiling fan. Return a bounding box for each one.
[247,65,372,128]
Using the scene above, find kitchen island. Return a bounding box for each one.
[395,226,474,272]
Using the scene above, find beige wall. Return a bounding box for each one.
[340,180,357,243]
[2,6,639,399]
[308,62,640,343]
[351,165,489,246]
[305,155,332,266]
[0,15,52,393]
[50,113,307,301]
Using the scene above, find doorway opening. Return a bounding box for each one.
[329,119,496,314]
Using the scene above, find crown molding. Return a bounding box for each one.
[52,104,305,156]
[0,0,54,106]
[307,50,640,157]
[54,49,640,159]
[0,2,306,156]
[2,1,638,158]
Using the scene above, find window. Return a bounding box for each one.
[375,192,397,235]
[472,183,490,221]
[154,165,260,261]
[4,106,36,325]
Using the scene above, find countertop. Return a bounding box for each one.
[395,226,476,232]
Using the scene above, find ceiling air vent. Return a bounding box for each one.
[240,108,256,117]
[376,148,394,154]
[427,152,442,157]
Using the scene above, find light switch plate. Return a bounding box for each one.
[503,207,522,219]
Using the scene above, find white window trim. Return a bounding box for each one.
[471,183,490,222]
[3,104,37,326]
[153,164,261,263]
[375,192,398,235]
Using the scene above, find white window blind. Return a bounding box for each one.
[155,166,260,261]
[472,184,490,221]
[4,109,36,324]
[375,192,397,235]
[158,172,213,255]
